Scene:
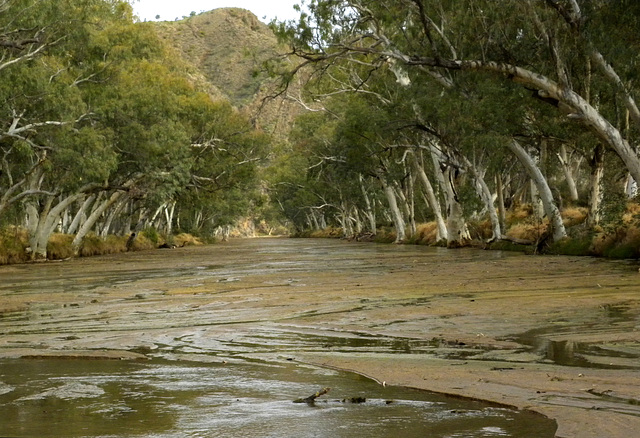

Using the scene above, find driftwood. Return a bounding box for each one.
[496,235,535,245]
[293,387,330,404]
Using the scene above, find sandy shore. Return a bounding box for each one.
[1,238,639,437]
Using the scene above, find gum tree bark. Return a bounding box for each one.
[586,144,605,227]
[377,170,405,242]
[410,151,447,241]
[557,143,580,202]
[359,173,377,234]
[509,139,567,242]
[72,190,127,254]
[460,155,501,241]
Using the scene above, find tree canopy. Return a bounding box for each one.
[267,0,640,254]
[2,0,640,261]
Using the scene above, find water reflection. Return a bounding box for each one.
[0,358,555,437]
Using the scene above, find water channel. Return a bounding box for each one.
[2,237,637,436]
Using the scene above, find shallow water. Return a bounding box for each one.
[4,237,636,436]
[0,358,555,437]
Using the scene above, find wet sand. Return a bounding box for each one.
[0,238,639,437]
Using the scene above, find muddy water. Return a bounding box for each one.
[1,238,639,436]
[0,358,553,437]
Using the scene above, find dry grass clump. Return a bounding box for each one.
[591,226,640,258]
[174,233,203,247]
[0,226,28,265]
[505,221,549,242]
[507,204,533,223]
[562,207,588,227]
[78,233,154,257]
[373,228,396,243]
[47,234,75,260]
[588,202,640,258]
[467,219,493,240]
[79,234,113,257]
[415,222,438,245]
[622,202,640,223]
[128,234,155,251]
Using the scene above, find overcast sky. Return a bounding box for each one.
[130,0,303,23]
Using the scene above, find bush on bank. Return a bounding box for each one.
[292,203,640,259]
[0,228,204,265]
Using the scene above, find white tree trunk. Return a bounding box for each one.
[378,172,406,242]
[586,146,604,228]
[26,193,86,260]
[557,144,580,202]
[509,139,567,242]
[164,202,176,236]
[430,148,469,247]
[496,174,507,234]
[411,152,447,241]
[442,166,471,247]
[530,179,545,220]
[359,174,377,233]
[66,194,97,235]
[393,182,415,238]
[100,195,128,238]
[72,191,126,254]
[460,156,501,240]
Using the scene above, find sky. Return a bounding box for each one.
[129,0,303,23]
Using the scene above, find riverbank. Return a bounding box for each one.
[297,354,640,438]
[1,238,639,437]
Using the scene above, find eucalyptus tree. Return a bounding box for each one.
[0,0,134,258]
[277,0,640,241]
[175,98,270,235]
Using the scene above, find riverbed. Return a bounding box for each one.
[1,238,639,437]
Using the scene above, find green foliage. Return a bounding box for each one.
[141,227,160,245]
[547,237,594,257]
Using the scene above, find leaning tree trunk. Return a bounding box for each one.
[25,192,86,260]
[100,195,129,238]
[394,181,415,238]
[72,190,127,254]
[509,139,567,242]
[66,194,97,235]
[377,171,406,243]
[411,151,447,241]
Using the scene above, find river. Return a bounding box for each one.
[1,237,639,437]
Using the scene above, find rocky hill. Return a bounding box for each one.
[152,8,301,137]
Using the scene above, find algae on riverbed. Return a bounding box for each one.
[1,238,639,437]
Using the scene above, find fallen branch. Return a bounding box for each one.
[293,387,330,404]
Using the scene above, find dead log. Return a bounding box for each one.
[293,387,330,404]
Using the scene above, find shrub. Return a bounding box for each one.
[141,227,159,245]
[47,234,74,260]
[78,233,106,257]
[415,222,438,245]
[562,207,588,227]
[174,233,203,247]
[506,221,549,242]
[547,236,593,256]
[0,226,28,265]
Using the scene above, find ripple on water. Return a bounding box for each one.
[0,358,556,438]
